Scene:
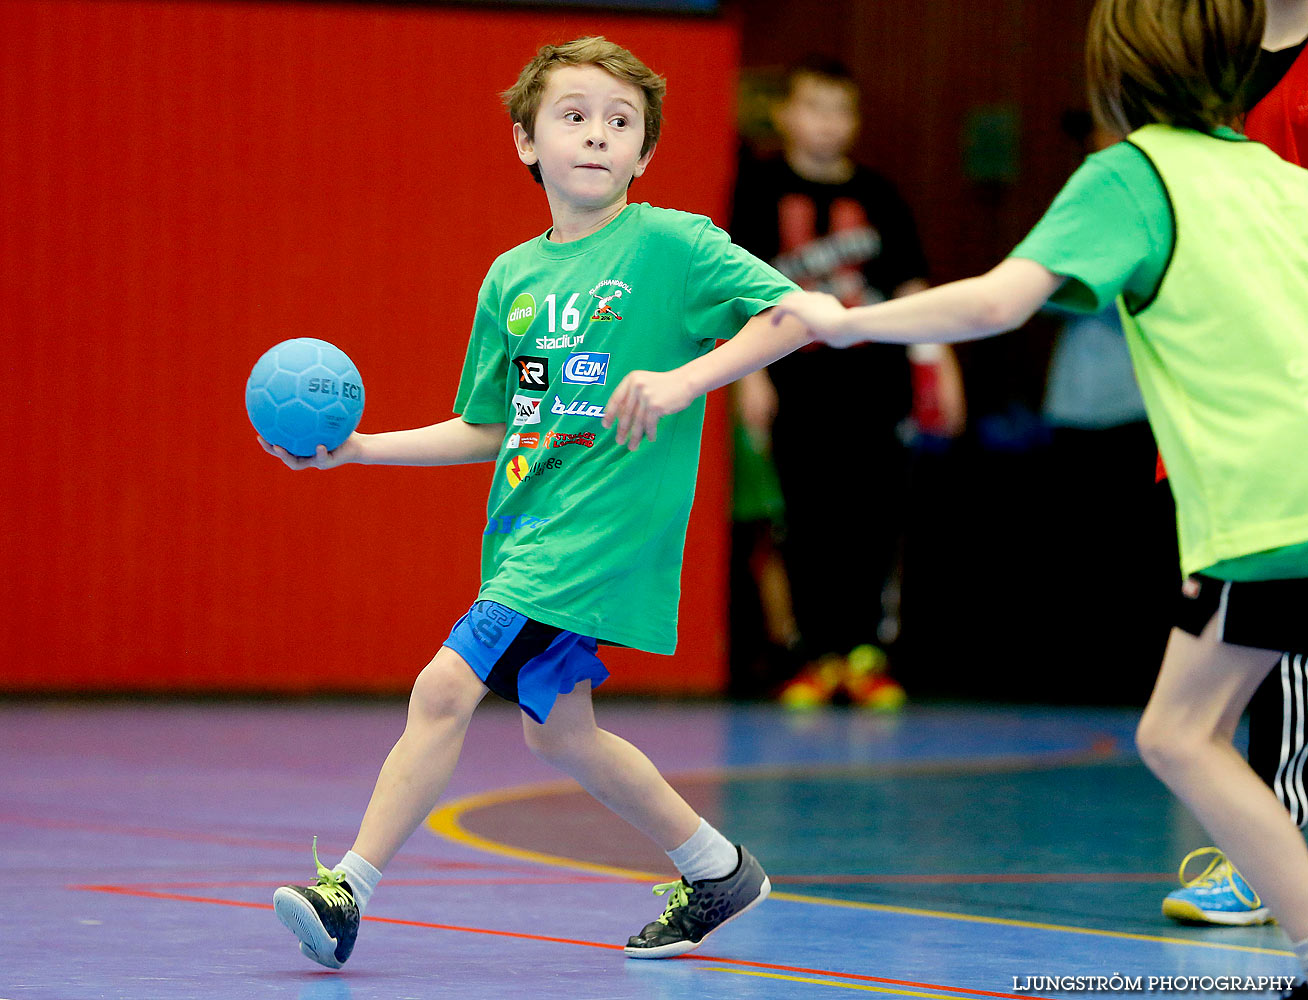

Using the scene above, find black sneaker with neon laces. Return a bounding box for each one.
[624,845,770,959]
[273,838,361,969]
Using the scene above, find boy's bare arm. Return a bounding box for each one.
[259,417,505,471]
[602,310,813,450]
[773,258,1064,348]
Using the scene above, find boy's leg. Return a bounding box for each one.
[521,683,770,958]
[521,680,700,849]
[274,646,489,968]
[1137,617,1308,955]
[352,647,490,869]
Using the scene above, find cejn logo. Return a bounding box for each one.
[515,355,549,390]
[562,352,609,386]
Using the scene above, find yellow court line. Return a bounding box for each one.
[426,779,1290,959]
[704,966,978,997]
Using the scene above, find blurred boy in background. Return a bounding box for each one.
[730,56,964,709]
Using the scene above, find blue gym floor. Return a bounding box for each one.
[3,700,1299,999]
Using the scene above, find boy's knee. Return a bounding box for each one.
[1135,714,1167,771]
[522,720,594,768]
[409,649,484,723]
[1136,712,1200,776]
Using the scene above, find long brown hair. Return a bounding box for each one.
[1086,0,1265,135]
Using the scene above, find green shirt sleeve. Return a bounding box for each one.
[1009,142,1173,313]
[453,272,509,423]
[682,219,798,345]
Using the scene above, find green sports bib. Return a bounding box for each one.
[1119,125,1308,576]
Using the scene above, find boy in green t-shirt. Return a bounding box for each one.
[259,36,807,970]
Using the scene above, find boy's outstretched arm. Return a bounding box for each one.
[773,258,1064,348]
[259,417,505,471]
[602,310,814,450]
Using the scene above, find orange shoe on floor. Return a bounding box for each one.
[778,655,845,709]
[843,644,907,711]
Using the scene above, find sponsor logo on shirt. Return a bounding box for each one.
[484,514,550,535]
[589,279,632,322]
[511,394,542,425]
[507,292,536,336]
[505,454,563,488]
[506,432,539,449]
[543,430,596,449]
[515,355,549,390]
[551,395,605,419]
[562,352,609,386]
[536,333,585,350]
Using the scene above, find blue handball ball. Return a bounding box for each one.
[245,338,365,458]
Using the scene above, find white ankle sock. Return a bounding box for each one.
[1293,937,1308,978]
[666,819,738,883]
[335,851,382,913]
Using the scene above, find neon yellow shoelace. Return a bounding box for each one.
[651,880,693,925]
[309,835,355,908]
[1176,847,1261,908]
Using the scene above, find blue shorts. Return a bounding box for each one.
[443,600,610,723]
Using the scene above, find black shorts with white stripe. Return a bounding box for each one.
[1174,574,1308,653]
[1174,573,1308,828]
[1249,653,1308,828]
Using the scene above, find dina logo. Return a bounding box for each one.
[507,293,536,336]
[589,279,632,322]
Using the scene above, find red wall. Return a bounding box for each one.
[0,0,740,694]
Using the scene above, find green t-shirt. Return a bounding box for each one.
[1010,139,1175,313]
[1011,128,1308,580]
[454,203,797,653]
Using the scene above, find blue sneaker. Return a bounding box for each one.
[1161,847,1272,926]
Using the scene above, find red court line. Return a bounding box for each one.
[74,876,633,890]
[70,885,1056,1000]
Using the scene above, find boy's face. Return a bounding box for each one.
[775,74,859,162]
[514,64,653,212]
